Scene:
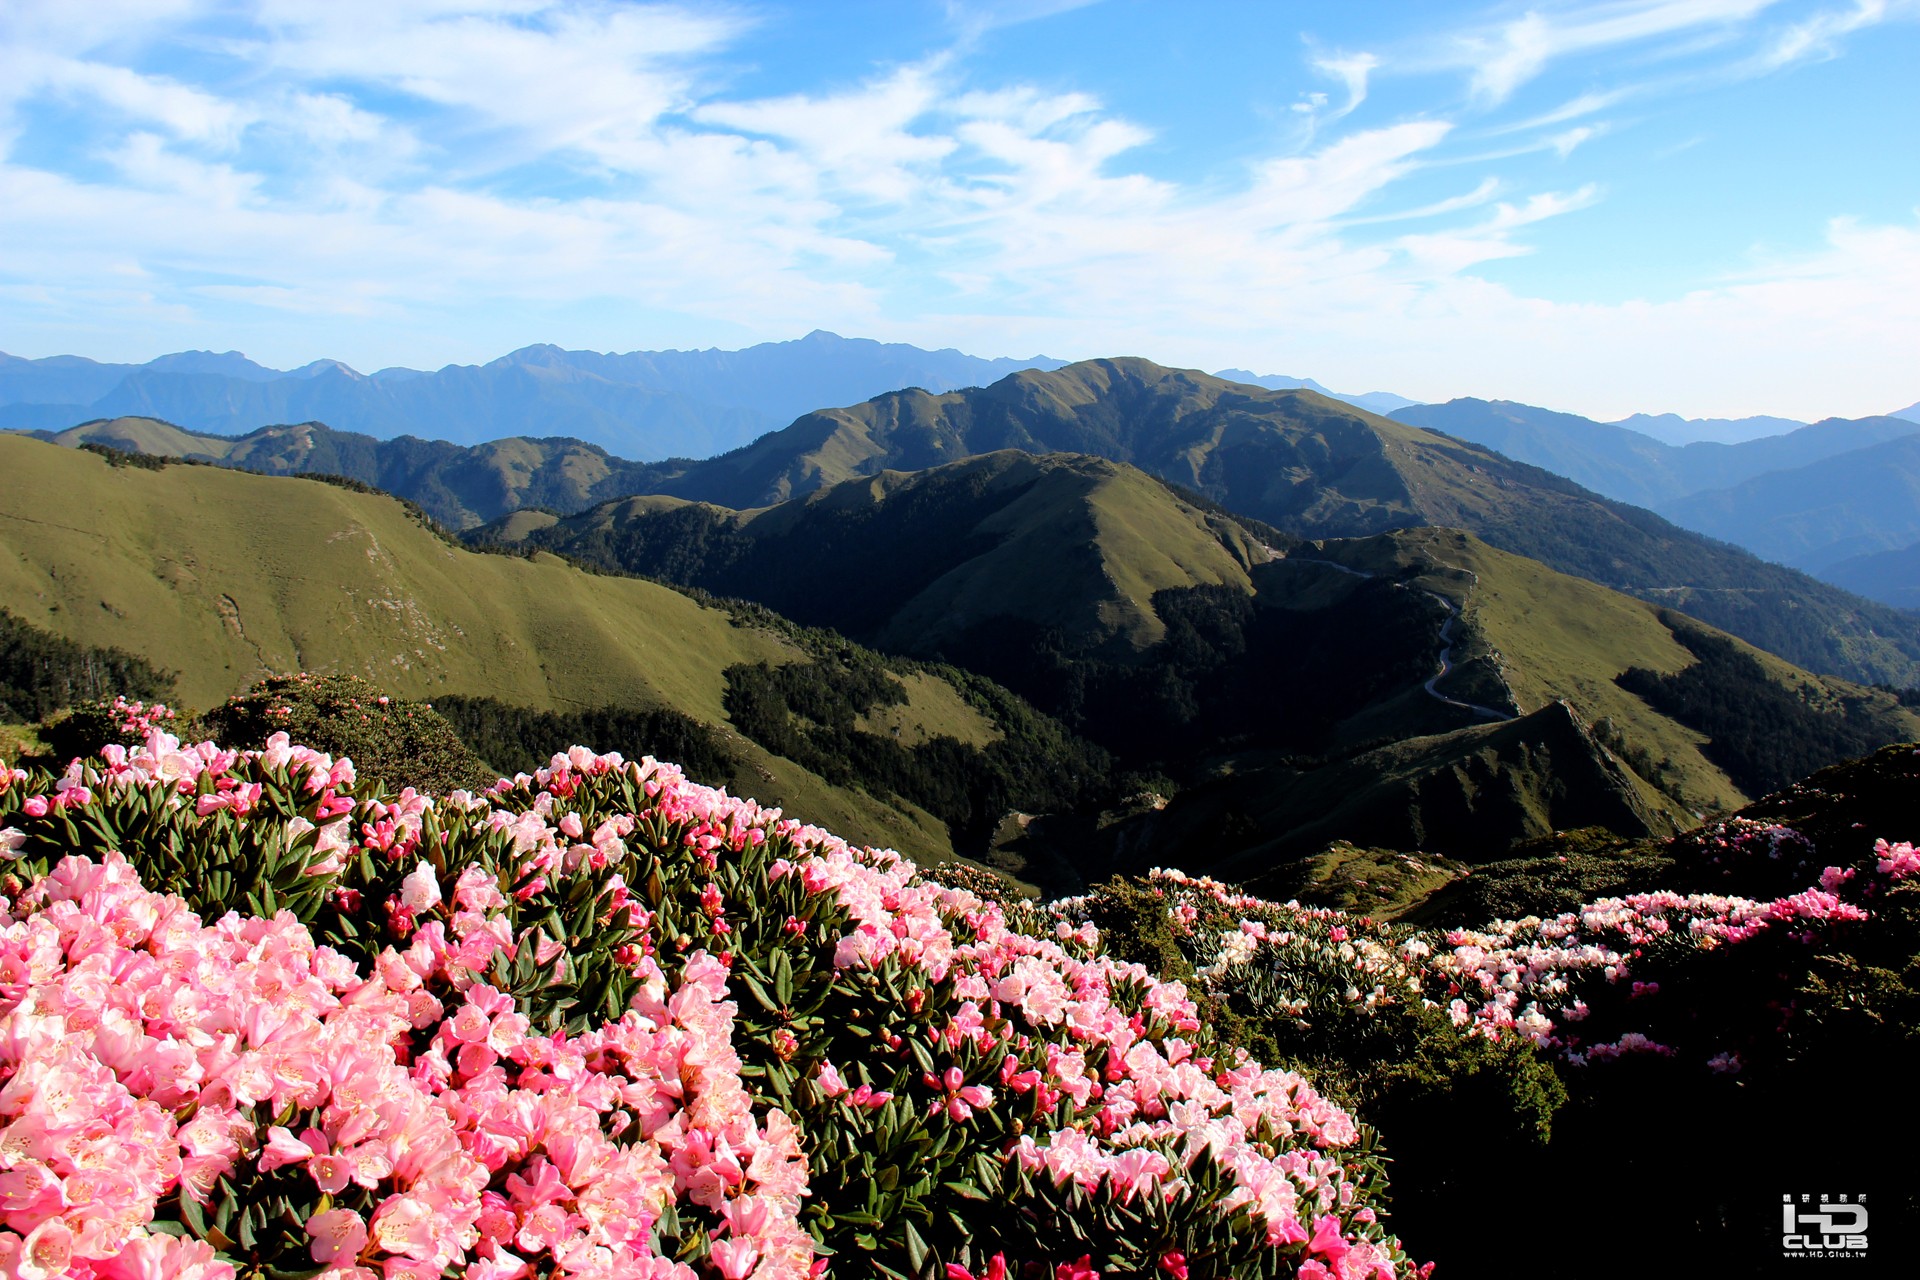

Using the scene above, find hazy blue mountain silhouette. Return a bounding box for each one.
[0,332,1068,459]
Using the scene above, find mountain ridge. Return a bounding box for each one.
[575,356,1920,687]
[482,454,1920,852]
[34,360,1920,688]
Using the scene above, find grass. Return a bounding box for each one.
[868,455,1264,654]
[0,437,791,716]
[1264,841,1472,920]
[54,417,247,457]
[850,671,1002,748]
[0,436,996,859]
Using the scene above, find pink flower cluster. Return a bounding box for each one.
[774,833,1398,1261]
[1097,858,1901,1079]
[104,697,178,741]
[1120,870,1431,1016]
[1433,882,1869,1054]
[1874,839,1920,881]
[0,848,811,1279]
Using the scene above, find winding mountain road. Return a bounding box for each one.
[1276,555,1513,722]
[1420,590,1514,721]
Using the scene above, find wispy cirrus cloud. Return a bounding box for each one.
[1750,0,1898,67]
[1445,0,1783,105]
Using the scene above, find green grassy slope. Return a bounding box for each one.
[0,438,777,715]
[0,436,989,858]
[1298,529,1920,814]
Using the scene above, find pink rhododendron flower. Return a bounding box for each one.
[307,1208,370,1264]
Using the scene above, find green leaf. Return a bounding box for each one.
[903,1224,932,1277]
[738,971,779,1013]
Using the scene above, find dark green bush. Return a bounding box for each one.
[200,673,492,793]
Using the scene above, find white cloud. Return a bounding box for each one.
[1315,52,1379,118]
[242,2,742,173]
[695,64,955,204]
[1452,0,1783,103]
[1336,177,1505,228]
[1492,88,1636,133]
[30,57,252,145]
[1753,0,1890,67]
[1396,185,1601,273]
[1550,123,1604,156]
[940,0,1105,42]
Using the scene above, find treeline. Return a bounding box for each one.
[0,608,175,722]
[723,647,1109,846]
[432,695,743,784]
[1616,618,1907,796]
[79,441,175,470]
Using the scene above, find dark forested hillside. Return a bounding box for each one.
[1615,615,1909,796]
[0,608,175,721]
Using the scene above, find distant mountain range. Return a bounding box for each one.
[1659,434,1920,572]
[0,332,1069,459]
[1390,398,1920,604]
[1390,399,1920,509]
[1606,411,1810,446]
[1210,369,1420,415]
[24,334,1918,599]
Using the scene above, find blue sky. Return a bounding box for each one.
[0,0,1914,419]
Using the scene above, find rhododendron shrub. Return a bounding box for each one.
[35,695,180,767]
[1057,874,1566,1155]
[1103,856,1903,1078]
[0,730,1417,1279]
